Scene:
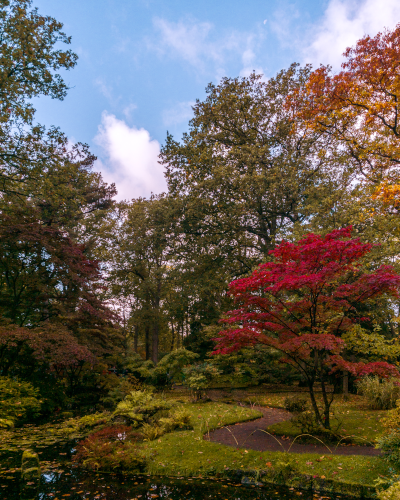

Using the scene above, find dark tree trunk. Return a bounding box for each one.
[170,322,175,351]
[152,322,159,365]
[134,324,139,353]
[145,326,150,360]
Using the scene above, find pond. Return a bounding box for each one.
[1,469,354,500]
[0,441,360,500]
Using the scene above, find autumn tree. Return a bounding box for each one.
[289,24,400,208]
[212,227,400,429]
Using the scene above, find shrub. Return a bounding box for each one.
[377,402,400,466]
[159,407,193,433]
[0,377,41,424]
[284,395,308,413]
[381,400,400,432]
[153,348,199,387]
[357,376,400,410]
[183,363,221,401]
[73,425,146,472]
[290,411,323,435]
[101,377,142,409]
[378,432,400,467]
[141,423,165,441]
[377,482,400,500]
[76,412,110,429]
[113,390,174,426]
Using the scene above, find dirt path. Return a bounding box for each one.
[208,407,381,456]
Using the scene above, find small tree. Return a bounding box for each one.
[212,227,400,429]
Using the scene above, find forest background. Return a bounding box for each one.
[2,0,400,419]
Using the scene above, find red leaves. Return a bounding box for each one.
[0,322,95,374]
[212,227,400,380]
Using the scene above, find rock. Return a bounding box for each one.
[21,449,40,482]
[241,476,264,487]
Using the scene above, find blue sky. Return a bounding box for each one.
[33,0,400,200]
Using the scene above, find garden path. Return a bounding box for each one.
[208,406,381,456]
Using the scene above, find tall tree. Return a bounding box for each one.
[99,196,175,364]
[161,65,348,262]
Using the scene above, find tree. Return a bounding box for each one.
[212,227,400,429]
[100,196,176,364]
[161,66,347,261]
[289,24,400,208]
[160,67,350,338]
[0,0,118,362]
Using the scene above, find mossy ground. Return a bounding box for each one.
[245,392,386,445]
[141,401,394,493]
[0,390,397,497]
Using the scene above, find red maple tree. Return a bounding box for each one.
[212,227,400,428]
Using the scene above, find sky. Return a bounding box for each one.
[32,0,400,201]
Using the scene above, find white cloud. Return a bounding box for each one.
[163,101,196,127]
[151,17,265,78]
[305,0,400,69]
[94,112,166,201]
[122,103,137,121]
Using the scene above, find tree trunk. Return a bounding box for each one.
[145,326,150,360]
[152,322,159,365]
[320,377,331,429]
[343,371,349,400]
[134,324,139,353]
[170,322,175,351]
[308,381,324,428]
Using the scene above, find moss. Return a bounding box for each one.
[21,449,40,481]
[135,401,396,498]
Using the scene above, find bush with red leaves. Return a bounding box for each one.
[73,425,146,472]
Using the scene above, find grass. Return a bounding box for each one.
[142,401,395,495]
[244,392,387,445]
[267,410,384,445]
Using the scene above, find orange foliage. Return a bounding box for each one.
[288,24,400,203]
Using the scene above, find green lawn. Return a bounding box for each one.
[244,392,387,445]
[143,401,394,494]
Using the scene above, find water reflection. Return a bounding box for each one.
[0,468,353,500]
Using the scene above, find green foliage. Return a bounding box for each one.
[377,482,400,500]
[75,412,109,429]
[113,390,174,427]
[0,376,41,423]
[283,395,308,414]
[141,423,165,441]
[378,431,400,467]
[154,348,199,385]
[357,376,400,410]
[101,377,142,409]
[289,410,322,435]
[343,324,400,358]
[183,363,221,400]
[381,400,400,432]
[377,400,400,466]
[0,418,14,429]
